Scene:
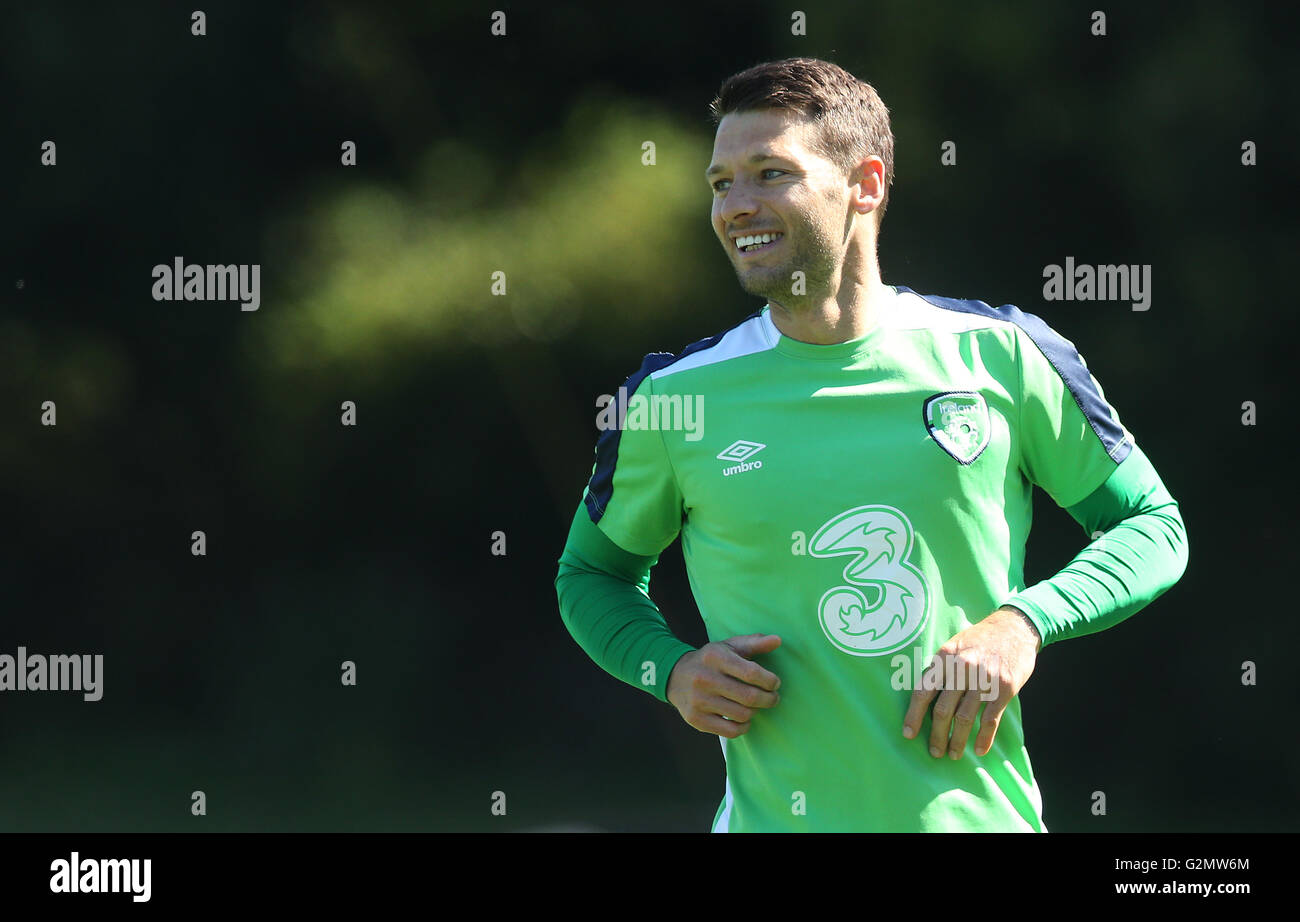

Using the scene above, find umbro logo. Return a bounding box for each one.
[718,439,766,476]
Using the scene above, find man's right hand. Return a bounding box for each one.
[666,634,782,738]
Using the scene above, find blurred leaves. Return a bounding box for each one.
[251,93,716,387]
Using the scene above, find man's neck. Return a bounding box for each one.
[766,275,891,346]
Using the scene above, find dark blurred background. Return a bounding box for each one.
[3,1,1296,831]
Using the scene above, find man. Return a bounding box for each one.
[554,57,1187,832]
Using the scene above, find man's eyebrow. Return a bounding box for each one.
[705,152,791,178]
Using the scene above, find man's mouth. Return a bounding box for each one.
[734,232,784,255]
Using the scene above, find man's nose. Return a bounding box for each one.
[720,181,759,223]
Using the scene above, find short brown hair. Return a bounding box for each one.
[708,57,895,227]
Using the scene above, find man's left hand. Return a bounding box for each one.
[902,606,1041,760]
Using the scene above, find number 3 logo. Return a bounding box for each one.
[809,505,930,656]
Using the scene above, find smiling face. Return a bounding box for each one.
[707,108,854,307]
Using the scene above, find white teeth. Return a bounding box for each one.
[736,232,782,250]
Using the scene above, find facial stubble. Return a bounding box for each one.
[732,218,839,311]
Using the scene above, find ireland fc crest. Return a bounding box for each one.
[923,391,990,465]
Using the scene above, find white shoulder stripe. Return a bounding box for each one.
[649,313,776,380]
[651,290,1012,380]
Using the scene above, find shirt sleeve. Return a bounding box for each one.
[555,489,697,703]
[998,316,1187,647]
[557,354,697,702]
[1002,442,1188,648]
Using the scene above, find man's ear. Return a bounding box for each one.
[849,156,885,214]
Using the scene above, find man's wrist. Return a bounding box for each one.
[661,645,698,705]
[999,604,1042,653]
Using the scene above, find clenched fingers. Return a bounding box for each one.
[713,648,781,693]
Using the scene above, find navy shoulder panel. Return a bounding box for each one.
[585,309,764,524]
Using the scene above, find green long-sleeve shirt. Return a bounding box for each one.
[555,286,1188,831]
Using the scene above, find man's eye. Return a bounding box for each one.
[712,170,784,192]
